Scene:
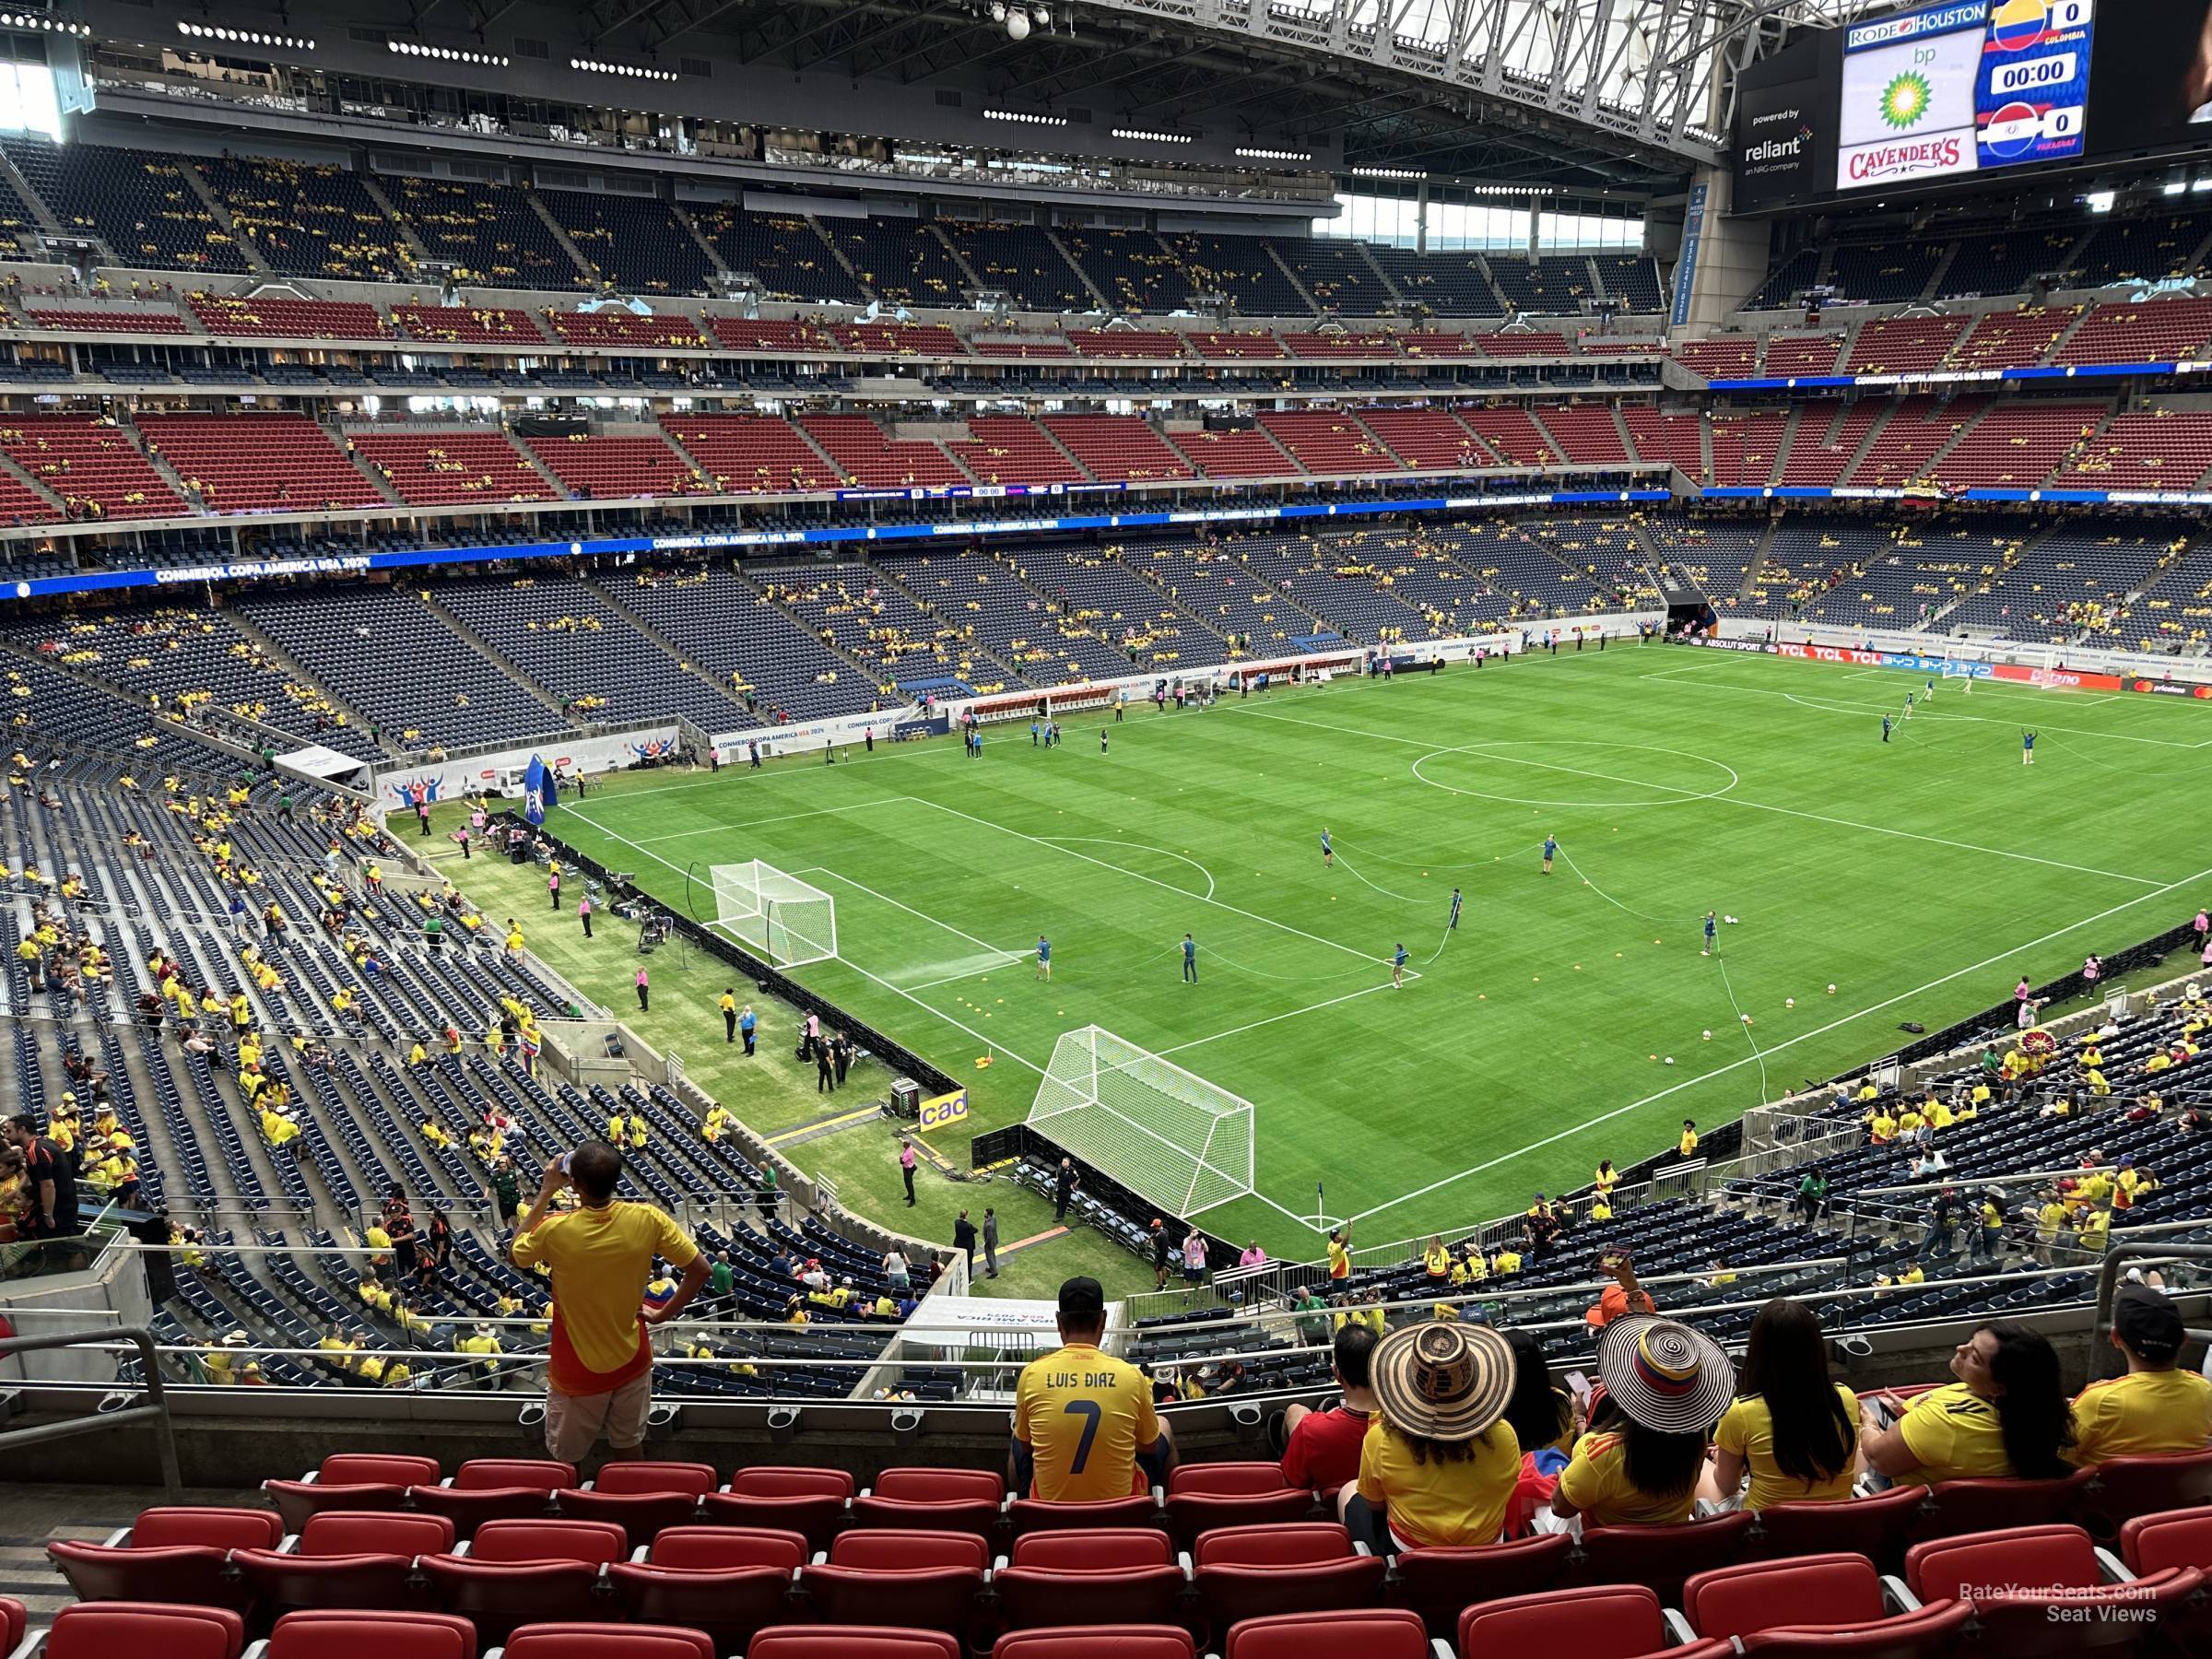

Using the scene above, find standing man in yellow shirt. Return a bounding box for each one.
[2072,1286,2212,1463]
[1012,1276,1172,1500]
[511,1141,707,1464]
[1327,1221,1354,1285]
[1678,1120,1699,1159]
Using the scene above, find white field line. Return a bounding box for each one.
[1342,860,2212,1230]
[1159,979,1407,1058]
[1238,704,2167,887]
[807,865,1018,959]
[1655,669,2202,749]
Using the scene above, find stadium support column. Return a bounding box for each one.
[1663,164,1768,334]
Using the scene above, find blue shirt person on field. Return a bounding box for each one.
[1320,829,1333,867]
[1100,729,1109,754]
[1182,933,1198,983]
[1542,835,1559,873]
[1449,888,1463,929]
[1036,935,1052,981]
[2023,729,2037,766]
[1030,720,1041,746]
[1882,714,1893,743]
[1392,942,1410,988]
[1703,910,1718,956]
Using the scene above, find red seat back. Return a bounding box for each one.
[993,1627,1194,1659]
[1007,1527,1174,1570]
[47,1602,244,1659]
[467,1519,629,1567]
[1684,1554,1886,1641]
[0,1595,21,1654]
[1569,1510,1754,1604]
[1751,1488,1927,1574]
[828,1529,991,1571]
[299,1512,454,1557]
[265,1610,477,1659]
[747,1630,960,1659]
[1163,1489,1318,1547]
[1907,1524,2101,1605]
[454,1459,574,1493]
[131,1508,283,1551]
[874,1468,1005,1502]
[550,1489,702,1547]
[1223,1608,1431,1659]
[1915,1471,2091,1541]
[592,1462,717,1497]
[698,1489,846,1553]
[319,1454,441,1485]
[46,1541,251,1612]
[1735,1599,1976,1656]
[501,1623,713,1659]
[726,1466,853,1499]
[1007,1495,1159,1535]
[2075,1450,2212,1543]
[2123,1506,2212,1575]
[1192,1523,1349,1568]
[1171,1464,1296,1497]
[645,1526,807,1571]
[1392,1533,1571,1639]
[1461,1584,1673,1656]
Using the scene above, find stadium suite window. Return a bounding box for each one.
[0,62,61,142]
[1312,192,1644,251]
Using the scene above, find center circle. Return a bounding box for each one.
[1409,740,1739,809]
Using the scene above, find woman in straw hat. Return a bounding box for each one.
[1344,1321,1522,1552]
[1551,1315,1735,1529]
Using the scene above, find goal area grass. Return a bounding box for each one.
[524,643,2212,1260]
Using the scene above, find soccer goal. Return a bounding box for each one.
[706,861,837,968]
[1028,1026,1253,1218]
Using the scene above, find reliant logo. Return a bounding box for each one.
[1744,135,1806,161]
[1846,135,1962,181]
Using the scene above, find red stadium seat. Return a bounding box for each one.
[410,1460,573,1538]
[1006,1495,1161,1535]
[1682,1553,1893,1641]
[993,1526,1187,1630]
[606,1525,805,1652]
[260,1609,477,1659]
[1566,1509,1753,1603]
[1913,1471,2093,1541]
[798,1528,988,1641]
[992,1627,1194,1659]
[1750,1488,1928,1574]
[702,1467,852,1552]
[42,1602,244,1659]
[231,1510,454,1613]
[853,1467,1005,1536]
[2074,1451,2212,1544]
[2122,1507,2212,1575]
[1390,1532,1571,1638]
[556,1462,716,1547]
[1162,1469,1315,1547]
[48,1507,282,1611]
[1908,1523,2202,1654]
[1460,1584,1731,1658]
[1170,1464,1296,1497]
[266,1453,441,1533]
[1189,1523,1386,1638]
[419,1518,626,1642]
[500,1624,713,1659]
[747,1630,959,1659]
[1221,1607,1432,1659]
[1735,1600,1975,1656]
[0,1596,21,1654]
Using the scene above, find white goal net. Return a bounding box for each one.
[1028,1026,1253,1217]
[708,861,838,968]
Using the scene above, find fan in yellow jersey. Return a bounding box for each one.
[1861,1323,2077,1485]
[1012,1276,1173,1501]
[2072,1286,2212,1464]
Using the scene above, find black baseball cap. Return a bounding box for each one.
[2115,1285,2185,1364]
[1057,1276,1106,1318]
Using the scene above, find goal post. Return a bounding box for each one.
[707,861,838,968]
[1028,1026,1253,1217]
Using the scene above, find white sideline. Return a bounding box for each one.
[1341,860,2212,1230]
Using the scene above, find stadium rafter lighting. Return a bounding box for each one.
[392,39,508,65]
[1112,127,1191,145]
[982,107,1065,126]
[571,55,676,80]
[1236,146,1311,162]
[177,19,308,48]
[1351,165,1425,180]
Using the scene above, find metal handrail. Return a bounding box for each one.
[0,1325,180,1499]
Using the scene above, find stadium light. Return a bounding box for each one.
[1236,146,1311,162]
[392,39,509,66]
[178,19,305,47]
[1113,127,1193,145]
[2,11,89,34]
[982,107,1065,126]
[571,55,676,80]
[1351,165,1425,180]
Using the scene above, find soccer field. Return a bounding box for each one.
[544,644,2212,1258]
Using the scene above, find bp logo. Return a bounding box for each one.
[1879,69,1932,130]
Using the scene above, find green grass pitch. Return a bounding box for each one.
[536,643,2212,1260]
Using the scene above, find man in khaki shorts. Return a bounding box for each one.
[512,1141,706,1462]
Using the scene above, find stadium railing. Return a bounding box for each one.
[0,1324,181,1497]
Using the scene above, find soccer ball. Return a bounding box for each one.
[1701,1029,1712,1041]
[1741,1013,1754,1026]
[1785,997,1795,1008]
[1827,982,1838,995]
[1664,1055,1675,1065]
